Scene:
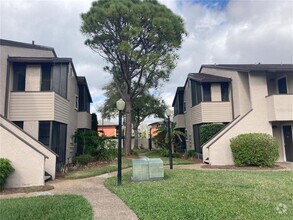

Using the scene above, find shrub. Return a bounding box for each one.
[230,133,279,167]
[185,150,195,159]
[200,123,226,145]
[160,147,169,157]
[172,152,181,158]
[96,139,117,161]
[0,158,14,190]
[131,149,139,156]
[72,155,95,166]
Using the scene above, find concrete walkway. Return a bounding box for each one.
[1,172,138,220]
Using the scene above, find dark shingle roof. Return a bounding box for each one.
[171,87,185,107]
[0,39,57,57]
[7,57,71,63]
[201,64,293,72]
[188,73,231,82]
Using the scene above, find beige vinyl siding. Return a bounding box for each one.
[9,92,70,123]
[190,102,232,125]
[266,94,293,121]
[202,102,233,122]
[9,92,54,120]
[190,104,202,125]
[54,93,70,124]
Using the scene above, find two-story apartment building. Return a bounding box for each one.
[0,39,92,188]
[173,64,293,165]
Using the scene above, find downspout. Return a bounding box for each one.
[4,59,10,117]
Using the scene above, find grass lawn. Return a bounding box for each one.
[105,170,293,220]
[0,195,93,220]
[65,158,133,179]
[65,151,193,179]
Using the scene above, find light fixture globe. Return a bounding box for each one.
[116,98,125,111]
[165,108,172,117]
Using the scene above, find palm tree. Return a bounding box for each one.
[154,121,186,153]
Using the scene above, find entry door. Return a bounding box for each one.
[283,125,293,162]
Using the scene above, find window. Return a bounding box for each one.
[39,121,51,147]
[52,63,68,98]
[191,80,202,106]
[39,121,67,170]
[12,121,23,129]
[183,102,186,112]
[277,77,287,94]
[78,85,90,113]
[75,95,79,110]
[13,63,26,91]
[221,82,229,101]
[173,92,184,116]
[41,64,52,91]
[202,83,211,101]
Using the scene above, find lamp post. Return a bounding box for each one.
[148,125,152,151]
[165,108,173,169]
[116,98,125,186]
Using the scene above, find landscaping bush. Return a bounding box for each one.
[96,139,117,161]
[172,152,181,158]
[72,155,95,166]
[160,147,169,157]
[230,133,279,167]
[0,158,14,190]
[185,150,195,159]
[200,123,225,145]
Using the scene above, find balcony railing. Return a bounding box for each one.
[9,91,69,123]
[191,101,233,125]
[266,94,293,121]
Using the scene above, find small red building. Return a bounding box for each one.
[97,120,118,137]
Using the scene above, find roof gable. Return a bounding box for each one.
[0,39,57,57]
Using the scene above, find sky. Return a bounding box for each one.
[1,0,293,125]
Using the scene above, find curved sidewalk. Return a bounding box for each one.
[1,173,138,220]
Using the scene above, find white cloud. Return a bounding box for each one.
[1,0,293,123]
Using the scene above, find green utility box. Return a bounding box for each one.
[132,158,164,181]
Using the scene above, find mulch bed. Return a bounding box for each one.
[0,184,54,195]
[201,164,286,170]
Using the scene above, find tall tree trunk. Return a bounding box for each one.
[133,125,139,149]
[124,95,132,155]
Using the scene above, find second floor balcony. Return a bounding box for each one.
[173,114,185,128]
[266,94,293,121]
[191,101,233,125]
[9,91,70,124]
